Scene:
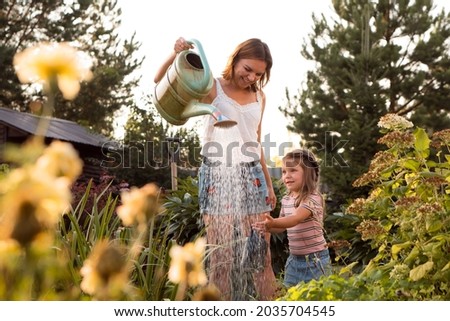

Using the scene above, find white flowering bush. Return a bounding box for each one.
[280,114,450,301]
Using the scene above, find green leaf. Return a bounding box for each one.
[425,219,442,233]
[391,241,412,260]
[404,246,420,265]
[401,159,420,171]
[419,171,441,178]
[338,262,359,276]
[409,261,434,281]
[442,262,450,272]
[414,128,430,155]
[183,193,193,204]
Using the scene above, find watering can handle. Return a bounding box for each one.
[186,38,211,89]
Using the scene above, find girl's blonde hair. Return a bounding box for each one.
[222,38,272,92]
[282,149,320,207]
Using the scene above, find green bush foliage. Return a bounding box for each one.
[280,115,450,301]
[157,176,204,245]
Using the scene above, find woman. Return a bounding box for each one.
[154,37,277,300]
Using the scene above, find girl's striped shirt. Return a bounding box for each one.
[280,193,327,256]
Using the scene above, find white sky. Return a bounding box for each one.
[116,0,449,159]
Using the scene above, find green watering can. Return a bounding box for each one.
[153,38,237,127]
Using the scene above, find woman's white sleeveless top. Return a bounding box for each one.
[200,79,262,162]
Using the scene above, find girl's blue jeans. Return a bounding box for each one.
[283,248,331,287]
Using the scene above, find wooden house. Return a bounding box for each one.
[0,106,119,182]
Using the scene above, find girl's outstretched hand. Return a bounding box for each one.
[252,213,274,233]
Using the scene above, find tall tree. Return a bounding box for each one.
[281,0,450,211]
[0,0,142,136]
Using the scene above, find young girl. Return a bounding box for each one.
[254,149,331,287]
[154,37,277,300]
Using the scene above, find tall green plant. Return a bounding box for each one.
[59,180,121,279]
[60,181,179,300]
[158,176,204,245]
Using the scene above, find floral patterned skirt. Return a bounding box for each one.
[198,160,272,215]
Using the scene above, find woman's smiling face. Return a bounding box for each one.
[233,58,266,89]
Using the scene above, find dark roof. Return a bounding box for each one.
[0,107,116,148]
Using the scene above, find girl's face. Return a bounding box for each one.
[282,161,304,194]
[233,58,266,89]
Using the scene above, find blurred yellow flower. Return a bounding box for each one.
[80,240,129,299]
[0,167,72,246]
[4,137,46,165]
[0,239,21,269]
[116,183,161,229]
[13,42,93,100]
[35,140,83,183]
[192,285,221,301]
[271,155,283,168]
[168,238,207,287]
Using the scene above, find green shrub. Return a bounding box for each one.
[61,181,177,300]
[280,115,450,301]
[157,176,204,245]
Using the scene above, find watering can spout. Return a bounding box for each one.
[181,101,237,128]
